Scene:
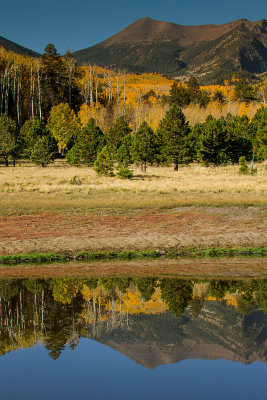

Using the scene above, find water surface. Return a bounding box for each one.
[0,277,266,399]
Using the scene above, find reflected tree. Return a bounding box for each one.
[160,279,193,318]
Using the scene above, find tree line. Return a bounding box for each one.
[0,101,266,175]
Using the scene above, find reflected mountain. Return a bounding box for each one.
[0,277,266,368]
[93,304,267,368]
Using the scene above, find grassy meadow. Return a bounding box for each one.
[0,161,266,215]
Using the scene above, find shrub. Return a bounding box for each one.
[238,156,249,174]
[69,176,82,185]
[117,167,133,179]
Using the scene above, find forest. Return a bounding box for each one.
[0,44,266,175]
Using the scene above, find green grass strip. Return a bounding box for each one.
[0,247,266,266]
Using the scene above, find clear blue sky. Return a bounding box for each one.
[1,0,266,54]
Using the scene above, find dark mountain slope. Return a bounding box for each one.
[0,36,39,57]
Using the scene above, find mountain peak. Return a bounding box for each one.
[72,17,267,82]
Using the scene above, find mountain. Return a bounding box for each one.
[0,36,39,57]
[73,17,267,83]
[84,302,267,369]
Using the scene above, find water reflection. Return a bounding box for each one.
[0,277,266,366]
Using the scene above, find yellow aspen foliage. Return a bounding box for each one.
[47,103,77,150]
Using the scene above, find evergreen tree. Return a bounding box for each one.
[40,44,67,117]
[78,118,106,166]
[116,141,132,168]
[213,90,226,103]
[225,115,253,163]
[106,116,132,154]
[94,145,114,176]
[254,107,267,160]
[0,114,20,166]
[187,75,200,102]
[131,121,156,173]
[20,117,47,158]
[169,81,190,107]
[197,115,228,165]
[115,136,133,179]
[157,105,191,170]
[66,144,81,166]
[234,77,257,103]
[30,136,54,167]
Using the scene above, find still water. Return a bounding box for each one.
[0,277,266,399]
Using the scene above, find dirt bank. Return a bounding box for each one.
[0,258,266,279]
[0,206,266,255]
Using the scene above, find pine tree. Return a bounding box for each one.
[131,121,156,173]
[225,114,253,163]
[197,115,228,166]
[234,77,257,103]
[40,44,67,117]
[169,82,190,107]
[106,116,132,154]
[0,114,20,166]
[187,75,200,102]
[78,118,106,166]
[157,105,191,170]
[94,146,114,176]
[30,136,54,167]
[20,117,47,158]
[255,107,267,160]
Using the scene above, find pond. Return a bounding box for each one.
[0,276,266,399]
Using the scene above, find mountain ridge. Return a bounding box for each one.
[0,36,39,57]
[73,17,267,83]
[1,17,266,83]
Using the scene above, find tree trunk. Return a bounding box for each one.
[5,158,8,167]
[173,161,179,171]
[144,160,147,174]
[251,147,255,170]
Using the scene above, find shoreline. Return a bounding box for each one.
[0,246,266,265]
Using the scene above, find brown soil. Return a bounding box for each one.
[0,206,266,255]
[0,258,266,279]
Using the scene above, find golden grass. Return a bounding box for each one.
[0,161,266,214]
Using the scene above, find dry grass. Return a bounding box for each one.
[0,161,266,214]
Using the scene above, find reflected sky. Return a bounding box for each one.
[0,276,266,399]
[1,340,266,400]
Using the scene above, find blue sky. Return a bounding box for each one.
[1,0,266,54]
